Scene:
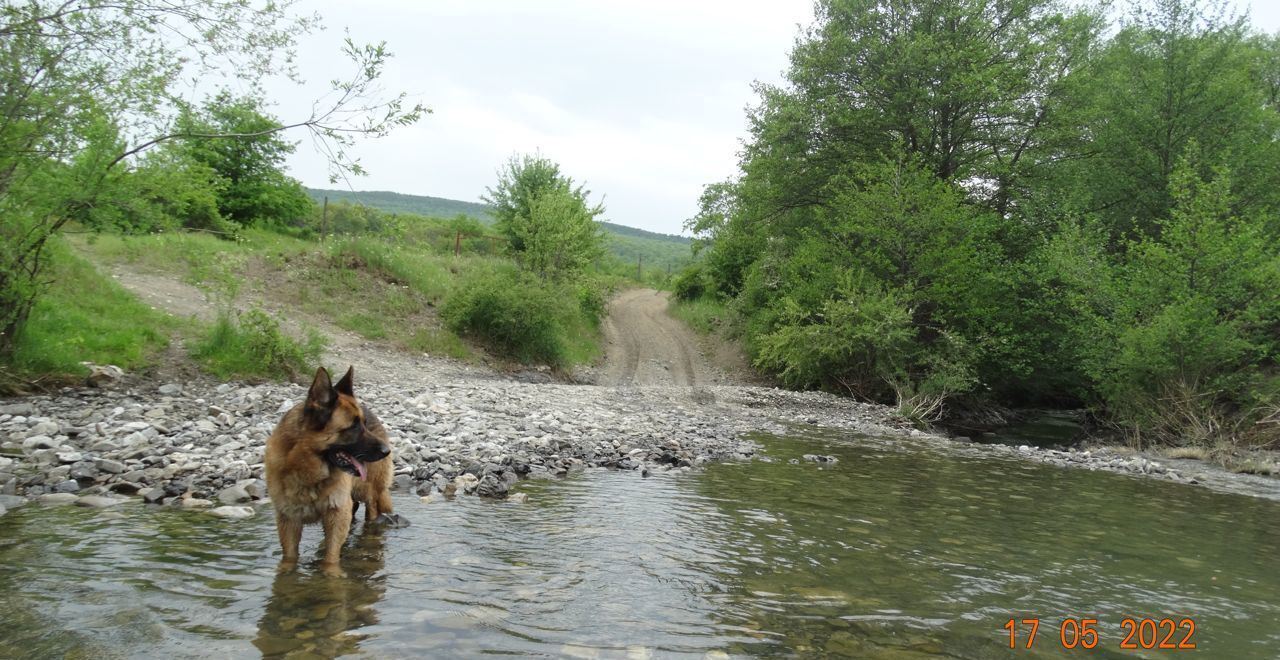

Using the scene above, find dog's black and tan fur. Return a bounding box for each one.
[264,366,396,577]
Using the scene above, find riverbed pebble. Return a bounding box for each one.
[0,368,1265,506]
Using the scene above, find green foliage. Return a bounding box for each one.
[687,0,1279,445]
[441,263,604,366]
[512,185,605,279]
[193,309,325,381]
[672,263,714,301]
[482,153,605,279]
[330,238,453,303]
[752,277,916,395]
[308,187,693,279]
[1057,0,1279,240]
[0,0,423,363]
[669,296,736,336]
[307,188,493,220]
[1091,155,1280,445]
[171,93,315,228]
[5,239,173,386]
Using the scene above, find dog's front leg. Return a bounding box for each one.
[276,514,303,573]
[319,500,352,577]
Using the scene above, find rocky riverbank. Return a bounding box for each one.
[0,368,915,511]
[3,367,1279,514]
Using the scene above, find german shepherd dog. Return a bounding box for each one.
[265,366,398,577]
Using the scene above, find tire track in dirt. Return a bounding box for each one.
[597,288,730,387]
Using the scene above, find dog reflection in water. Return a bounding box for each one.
[253,527,389,657]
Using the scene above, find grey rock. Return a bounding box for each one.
[475,473,509,498]
[38,492,79,504]
[22,435,57,450]
[75,495,124,508]
[51,479,81,493]
[158,384,183,396]
[68,462,98,480]
[109,482,142,495]
[95,458,127,474]
[216,484,251,505]
[0,403,35,416]
[56,451,85,464]
[141,489,165,504]
[28,421,60,436]
[84,364,124,387]
[240,479,268,500]
[0,494,27,508]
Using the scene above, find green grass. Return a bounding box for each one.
[330,237,458,304]
[407,327,471,360]
[669,296,736,336]
[7,238,177,383]
[79,228,624,371]
[192,309,325,381]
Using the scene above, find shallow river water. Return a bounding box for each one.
[1,429,1278,658]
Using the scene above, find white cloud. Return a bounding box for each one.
[275,0,810,234]
[276,0,1280,235]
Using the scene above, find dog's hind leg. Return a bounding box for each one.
[364,489,393,522]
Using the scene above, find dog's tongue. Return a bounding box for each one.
[341,451,368,481]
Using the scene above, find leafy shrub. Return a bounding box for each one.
[672,263,712,301]
[441,264,601,366]
[193,308,325,381]
[1091,158,1280,446]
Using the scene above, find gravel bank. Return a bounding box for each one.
[0,369,914,507]
[3,369,1277,510]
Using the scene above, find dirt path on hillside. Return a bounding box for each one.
[102,264,485,386]
[595,288,753,387]
[107,262,750,388]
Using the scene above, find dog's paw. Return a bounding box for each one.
[374,512,410,528]
[319,562,347,578]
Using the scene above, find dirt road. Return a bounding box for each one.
[100,250,744,387]
[597,288,729,387]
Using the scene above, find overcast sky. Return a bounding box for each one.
[273,0,1280,236]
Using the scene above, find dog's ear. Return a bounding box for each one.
[334,365,355,397]
[303,367,337,429]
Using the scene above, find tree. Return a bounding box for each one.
[1094,151,1280,443]
[0,0,427,357]
[1059,0,1280,242]
[171,93,314,228]
[515,186,605,279]
[753,0,1098,211]
[482,154,604,279]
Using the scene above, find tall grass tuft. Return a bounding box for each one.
[192,309,325,381]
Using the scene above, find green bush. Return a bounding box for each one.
[441,264,601,366]
[672,263,713,301]
[193,308,325,381]
[1088,159,1280,446]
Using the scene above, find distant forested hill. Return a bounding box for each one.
[306,188,493,220]
[306,187,694,274]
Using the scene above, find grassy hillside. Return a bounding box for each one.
[307,188,493,220]
[307,187,696,280]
